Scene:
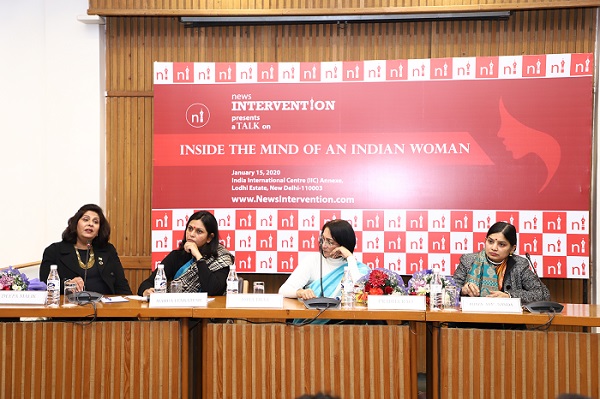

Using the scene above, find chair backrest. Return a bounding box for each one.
[11,261,41,281]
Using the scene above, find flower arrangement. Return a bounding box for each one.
[0,266,30,291]
[355,268,408,303]
[407,269,457,296]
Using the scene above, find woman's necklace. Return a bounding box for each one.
[486,255,503,266]
[75,245,95,270]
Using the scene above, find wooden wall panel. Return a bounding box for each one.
[106,96,153,257]
[201,323,414,399]
[105,8,598,93]
[122,256,152,294]
[0,321,182,399]
[104,7,596,300]
[439,328,600,399]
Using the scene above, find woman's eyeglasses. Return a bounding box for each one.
[320,237,338,247]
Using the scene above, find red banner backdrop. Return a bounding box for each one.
[152,54,592,279]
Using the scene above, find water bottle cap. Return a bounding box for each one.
[50,264,57,270]
[157,263,164,269]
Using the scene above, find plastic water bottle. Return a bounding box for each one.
[154,263,167,293]
[430,266,443,311]
[46,264,60,307]
[226,264,239,294]
[341,266,355,309]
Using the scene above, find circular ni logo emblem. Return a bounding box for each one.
[186,103,210,128]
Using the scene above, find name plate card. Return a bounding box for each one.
[0,291,47,305]
[368,295,426,311]
[461,297,522,313]
[226,294,284,309]
[149,292,208,308]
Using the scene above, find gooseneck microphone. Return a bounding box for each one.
[523,252,564,313]
[525,252,545,285]
[72,241,103,304]
[525,252,537,274]
[303,236,340,309]
[83,242,91,290]
[319,251,324,297]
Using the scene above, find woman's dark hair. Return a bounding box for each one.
[486,221,517,247]
[321,219,356,253]
[179,210,220,258]
[61,204,110,247]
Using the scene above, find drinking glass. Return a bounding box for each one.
[443,286,460,311]
[253,281,265,294]
[170,280,183,293]
[64,281,78,304]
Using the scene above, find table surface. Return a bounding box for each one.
[0,296,424,320]
[0,296,193,318]
[193,296,425,321]
[425,303,600,326]
[1,296,598,326]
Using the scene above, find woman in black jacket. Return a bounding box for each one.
[40,203,132,295]
[138,210,234,296]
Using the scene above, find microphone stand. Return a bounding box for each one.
[73,242,103,304]
[525,253,537,274]
[83,243,90,290]
[320,255,324,297]
[303,250,340,309]
[523,252,563,314]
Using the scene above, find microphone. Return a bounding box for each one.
[523,252,564,313]
[303,236,340,309]
[83,242,91,290]
[525,253,537,275]
[72,241,103,304]
[525,252,544,285]
[319,238,324,296]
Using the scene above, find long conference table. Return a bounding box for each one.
[0,298,598,399]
